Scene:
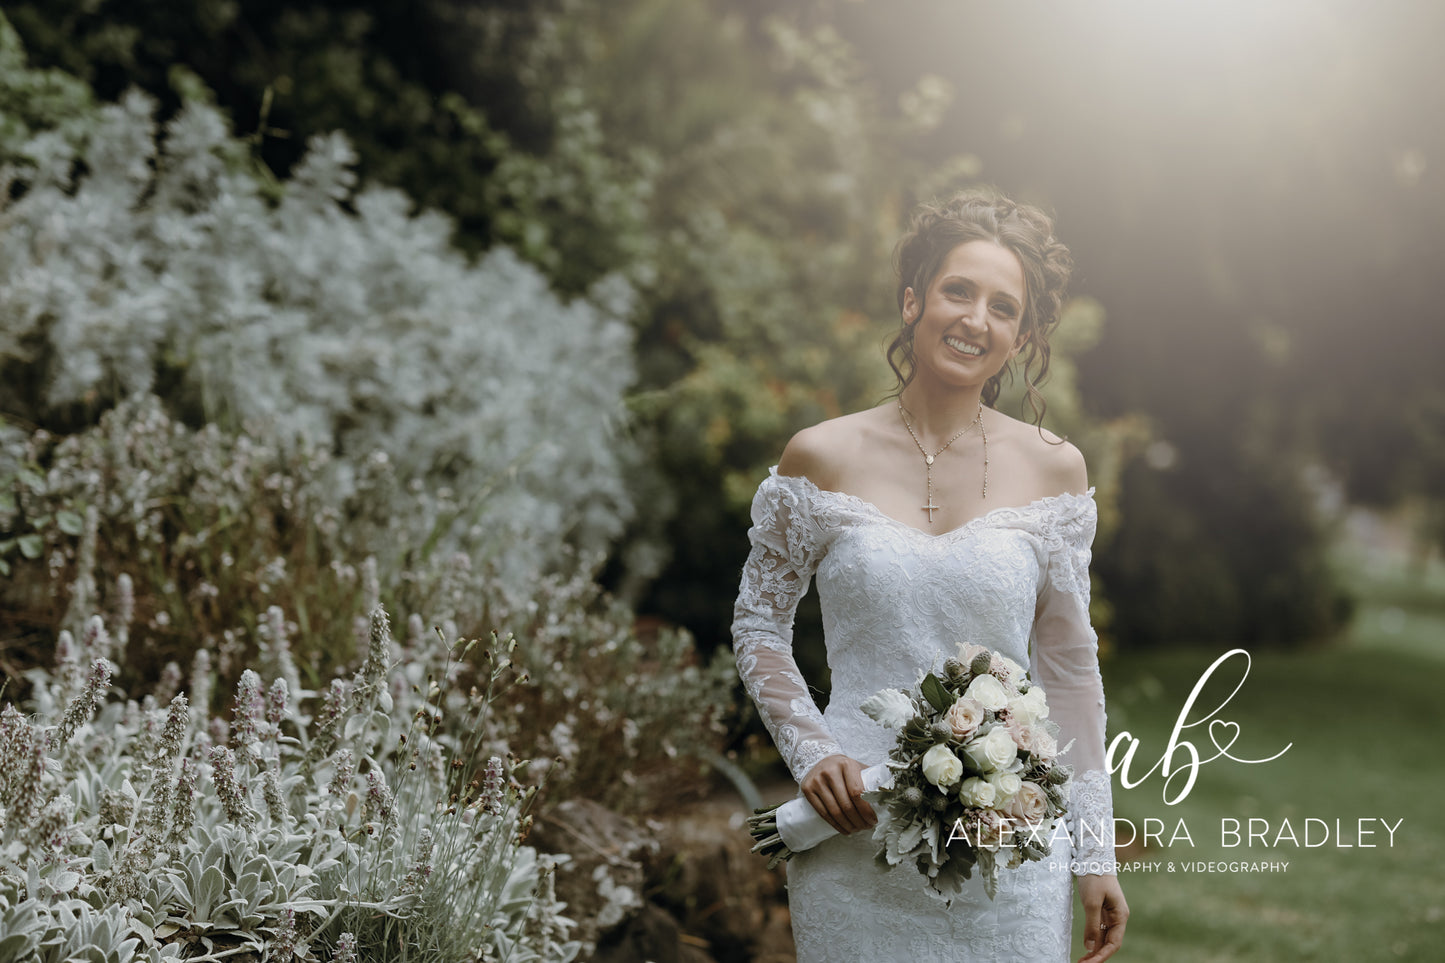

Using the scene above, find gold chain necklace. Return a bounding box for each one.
[897,399,988,523]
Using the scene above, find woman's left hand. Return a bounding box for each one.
[1076,874,1128,962]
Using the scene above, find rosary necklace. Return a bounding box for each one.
[897,399,988,523]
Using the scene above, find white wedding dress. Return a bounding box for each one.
[732,468,1115,962]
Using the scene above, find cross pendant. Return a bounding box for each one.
[922,498,941,522]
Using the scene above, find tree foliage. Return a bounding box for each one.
[0,61,638,585]
[2,0,1356,649]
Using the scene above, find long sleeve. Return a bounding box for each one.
[731,471,842,784]
[1029,493,1116,876]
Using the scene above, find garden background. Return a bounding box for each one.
[0,1,1441,960]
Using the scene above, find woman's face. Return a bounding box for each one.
[902,239,1028,392]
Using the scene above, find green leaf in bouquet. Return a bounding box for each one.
[920,673,952,713]
[978,849,999,900]
[896,818,924,856]
[928,848,975,900]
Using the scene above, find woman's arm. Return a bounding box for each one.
[731,445,844,787]
[1028,445,1128,960]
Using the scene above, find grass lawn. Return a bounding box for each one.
[1072,547,1445,961]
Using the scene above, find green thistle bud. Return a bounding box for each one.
[930,720,955,742]
[943,658,967,682]
[969,652,993,676]
[901,786,925,807]
[1046,765,1072,785]
[929,791,950,811]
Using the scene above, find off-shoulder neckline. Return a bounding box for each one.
[765,465,1095,541]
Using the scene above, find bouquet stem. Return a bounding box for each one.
[747,762,892,868]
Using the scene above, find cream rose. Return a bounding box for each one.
[1008,686,1049,726]
[963,674,1009,712]
[920,744,964,788]
[1006,781,1049,824]
[1011,720,1034,749]
[944,698,984,740]
[957,776,997,808]
[987,770,1022,805]
[963,725,1019,773]
[1031,728,1059,762]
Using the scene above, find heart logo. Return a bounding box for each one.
[1209,719,1241,754]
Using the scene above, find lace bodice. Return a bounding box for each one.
[731,467,1115,876]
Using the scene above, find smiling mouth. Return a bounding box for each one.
[944,336,985,357]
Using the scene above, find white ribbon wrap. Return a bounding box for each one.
[775,762,894,852]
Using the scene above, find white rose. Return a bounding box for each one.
[920,744,964,788]
[957,776,997,808]
[987,770,1022,805]
[1032,728,1059,762]
[860,688,916,729]
[964,725,1020,773]
[944,698,984,740]
[963,674,1009,712]
[1008,686,1049,726]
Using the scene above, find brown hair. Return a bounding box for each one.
[888,188,1073,426]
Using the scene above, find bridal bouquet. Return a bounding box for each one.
[747,643,1071,899]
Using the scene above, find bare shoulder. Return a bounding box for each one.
[777,410,881,490]
[988,411,1089,497]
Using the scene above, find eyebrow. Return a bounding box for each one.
[938,274,1024,308]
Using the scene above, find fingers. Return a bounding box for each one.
[843,762,878,827]
[806,765,866,834]
[1097,895,1128,961]
[1080,892,1102,962]
[1078,886,1128,963]
[1080,916,1125,962]
[802,757,876,835]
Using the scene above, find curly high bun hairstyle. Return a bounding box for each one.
[888,188,1074,426]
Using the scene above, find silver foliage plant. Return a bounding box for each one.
[0,87,639,580]
[0,607,581,962]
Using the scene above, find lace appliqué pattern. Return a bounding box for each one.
[732,470,842,782]
[1069,768,1117,873]
[731,469,1115,962]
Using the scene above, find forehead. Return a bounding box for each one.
[933,240,1026,302]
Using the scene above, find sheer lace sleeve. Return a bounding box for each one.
[1029,491,1116,877]
[731,469,843,784]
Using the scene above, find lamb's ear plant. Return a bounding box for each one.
[0,609,581,963]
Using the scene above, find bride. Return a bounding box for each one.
[732,190,1128,961]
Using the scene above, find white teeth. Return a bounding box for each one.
[944,337,984,356]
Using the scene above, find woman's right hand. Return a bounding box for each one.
[801,753,878,836]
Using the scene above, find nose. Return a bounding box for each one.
[959,300,987,332]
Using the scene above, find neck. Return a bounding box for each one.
[897,381,985,444]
